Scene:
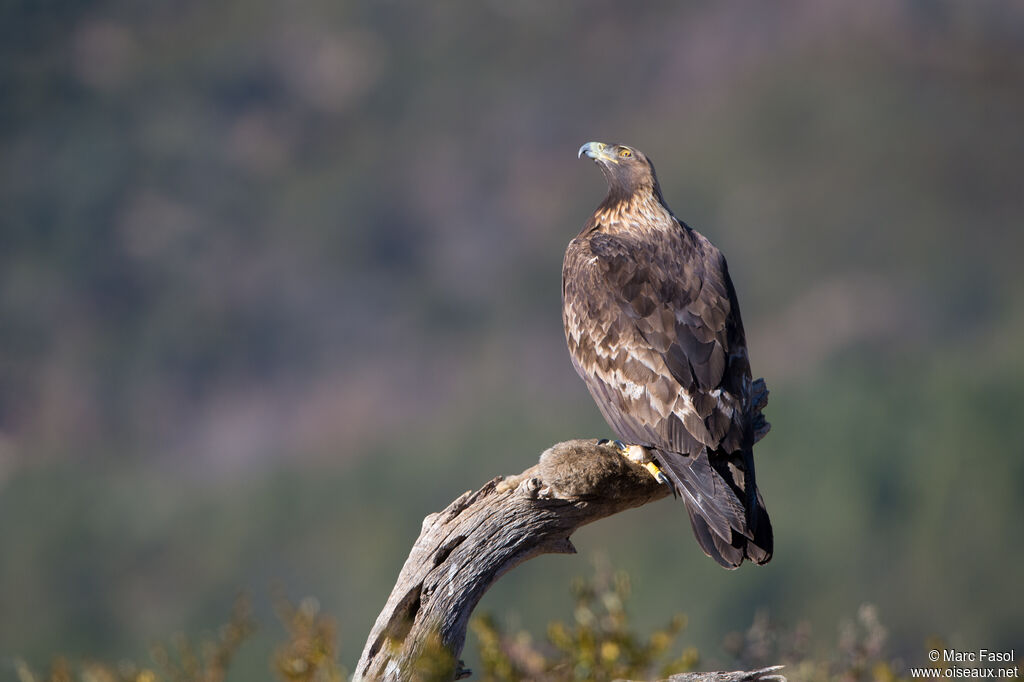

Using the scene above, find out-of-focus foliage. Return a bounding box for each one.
[724,604,907,682]
[14,593,353,682]
[2,0,1024,675]
[147,596,254,682]
[19,568,984,682]
[471,563,698,682]
[272,593,346,682]
[471,566,958,682]
[14,595,257,682]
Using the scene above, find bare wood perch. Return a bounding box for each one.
[353,439,783,682]
[655,667,786,682]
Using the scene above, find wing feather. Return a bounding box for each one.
[564,227,743,455]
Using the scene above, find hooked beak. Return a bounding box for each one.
[578,141,615,163]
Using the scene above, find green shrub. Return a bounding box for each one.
[17,564,990,682]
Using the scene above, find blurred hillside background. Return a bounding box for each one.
[2,0,1023,677]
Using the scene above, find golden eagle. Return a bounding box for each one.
[563,141,772,568]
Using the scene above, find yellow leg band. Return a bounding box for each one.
[644,461,664,479]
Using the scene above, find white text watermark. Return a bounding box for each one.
[910,648,1018,679]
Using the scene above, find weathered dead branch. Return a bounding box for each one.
[353,439,782,682]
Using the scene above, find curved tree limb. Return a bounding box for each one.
[658,667,786,681]
[353,439,782,682]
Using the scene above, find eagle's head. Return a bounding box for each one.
[578,141,661,200]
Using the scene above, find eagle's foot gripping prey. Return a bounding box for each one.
[598,439,678,497]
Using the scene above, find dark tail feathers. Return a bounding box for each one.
[658,447,773,569]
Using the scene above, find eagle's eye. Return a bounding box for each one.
[618,148,632,158]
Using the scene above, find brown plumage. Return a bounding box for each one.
[563,142,772,568]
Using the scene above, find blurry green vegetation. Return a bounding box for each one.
[471,564,698,681]
[15,566,974,682]
[145,595,254,682]
[272,594,346,682]
[3,0,1024,676]
[14,593,344,682]
[472,564,935,682]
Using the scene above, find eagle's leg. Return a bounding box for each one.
[598,439,678,497]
